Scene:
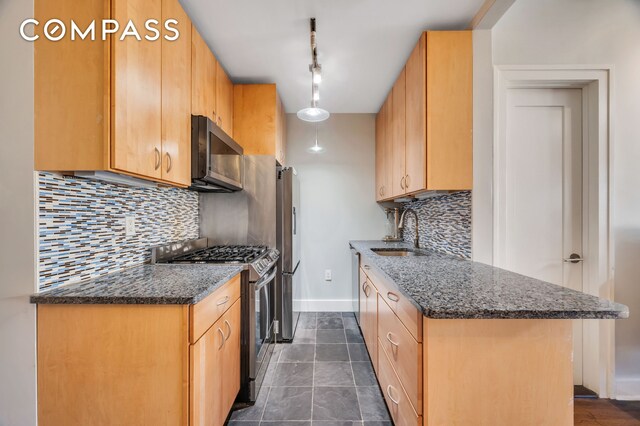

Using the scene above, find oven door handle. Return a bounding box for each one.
[255,267,277,291]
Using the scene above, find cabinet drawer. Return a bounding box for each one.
[362,259,422,342]
[190,273,241,343]
[378,338,421,426]
[378,294,422,414]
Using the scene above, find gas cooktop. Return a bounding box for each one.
[166,245,268,264]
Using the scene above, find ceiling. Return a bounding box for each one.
[181,0,484,113]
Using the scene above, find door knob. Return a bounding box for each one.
[563,253,584,264]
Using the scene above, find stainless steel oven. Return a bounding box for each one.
[241,263,277,403]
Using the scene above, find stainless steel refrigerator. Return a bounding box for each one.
[275,167,301,341]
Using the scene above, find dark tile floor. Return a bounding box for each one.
[227,312,392,426]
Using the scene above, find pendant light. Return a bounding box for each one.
[308,125,324,153]
[297,18,330,123]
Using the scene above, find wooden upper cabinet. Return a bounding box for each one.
[374,31,472,200]
[391,68,406,198]
[111,0,162,180]
[34,0,193,187]
[425,31,472,190]
[405,34,427,194]
[191,27,217,123]
[161,0,192,186]
[234,84,287,165]
[275,94,286,165]
[375,109,384,201]
[216,62,234,137]
[383,93,394,199]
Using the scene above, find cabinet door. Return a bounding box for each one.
[391,68,406,197]
[161,0,191,186]
[192,27,217,122]
[191,321,225,426]
[375,110,384,201]
[405,34,427,194]
[383,93,394,200]
[275,93,286,165]
[111,0,162,179]
[426,31,472,190]
[222,299,241,413]
[216,62,234,137]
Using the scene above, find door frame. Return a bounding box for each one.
[493,65,614,397]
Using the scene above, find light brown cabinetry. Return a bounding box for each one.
[233,84,287,165]
[357,255,574,426]
[161,0,193,186]
[191,26,217,123]
[359,266,379,370]
[34,0,193,187]
[36,273,242,426]
[190,298,241,426]
[216,62,234,137]
[375,31,472,201]
[391,68,407,198]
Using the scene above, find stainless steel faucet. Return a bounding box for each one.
[399,208,420,248]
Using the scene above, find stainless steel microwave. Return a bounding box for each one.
[190,115,244,192]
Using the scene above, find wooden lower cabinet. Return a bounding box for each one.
[378,339,421,426]
[190,299,241,426]
[378,294,422,414]
[36,273,242,426]
[358,256,575,426]
[359,266,378,370]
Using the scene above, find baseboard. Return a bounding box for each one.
[615,377,640,401]
[294,299,357,312]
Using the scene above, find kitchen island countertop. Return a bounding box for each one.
[30,264,245,305]
[350,240,628,320]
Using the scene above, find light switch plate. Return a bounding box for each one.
[125,216,136,236]
[324,269,332,281]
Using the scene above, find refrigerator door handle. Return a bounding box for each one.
[282,260,300,276]
[293,206,297,235]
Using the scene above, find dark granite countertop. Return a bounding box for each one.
[350,240,629,320]
[30,264,245,305]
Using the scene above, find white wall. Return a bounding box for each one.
[0,0,38,423]
[474,0,640,399]
[286,114,385,311]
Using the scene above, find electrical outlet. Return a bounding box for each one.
[125,216,136,237]
[324,269,332,281]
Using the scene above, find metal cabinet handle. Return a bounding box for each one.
[217,296,230,306]
[405,174,410,188]
[224,319,232,341]
[217,328,225,349]
[387,292,400,302]
[363,283,371,297]
[154,148,161,170]
[400,176,406,190]
[563,253,584,263]
[386,332,399,347]
[363,264,370,270]
[379,187,383,196]
[166,153,172,173]
[386,385,400,405]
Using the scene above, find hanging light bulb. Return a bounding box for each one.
[308,125,324,153]
[312,65,322,84]
[297,18,330,123]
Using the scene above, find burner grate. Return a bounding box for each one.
[168,245,267,264]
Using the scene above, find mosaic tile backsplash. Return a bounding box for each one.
[401,191,471,259]
[38,172,199,290]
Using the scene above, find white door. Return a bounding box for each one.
[499,88,584,384]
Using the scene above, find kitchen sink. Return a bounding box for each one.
[371,248,425,257]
